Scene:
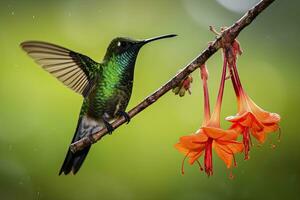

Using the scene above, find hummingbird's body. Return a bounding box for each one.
[88,53,136,119]
[21,34,176,175]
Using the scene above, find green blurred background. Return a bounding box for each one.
[0,0,299,199]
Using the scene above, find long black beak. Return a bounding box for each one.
[140,34,177,45]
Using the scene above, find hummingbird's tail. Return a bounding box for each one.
[59,116,99,175]
[59,142,91,175]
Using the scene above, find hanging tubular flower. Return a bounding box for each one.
[176,127,243,176]
[172,75,193,97]
[175,64,243,176]
[224,40,281,160]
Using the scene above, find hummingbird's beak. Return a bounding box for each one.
[140,34,177,45]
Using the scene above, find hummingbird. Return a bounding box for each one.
[20,34,177,175]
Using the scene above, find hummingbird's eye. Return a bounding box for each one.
[117,41,127,48]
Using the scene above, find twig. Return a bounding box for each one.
[70,0,275,153]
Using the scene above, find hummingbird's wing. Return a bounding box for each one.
[20,41,99,97]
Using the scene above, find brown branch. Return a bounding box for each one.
[70,0,275,153]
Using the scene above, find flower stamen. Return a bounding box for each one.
[277,127,282,142]
[196,160,204,171]
[181,151,190,175]
[233,153,237,167]
[229,171,235,180]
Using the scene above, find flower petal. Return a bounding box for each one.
[214,143,233,168]
[214,141,243,168]
[251,128,266,143]
[188,151,204,164]
[202,127,238,140]
[177,134,207,150]
[175,142,189,154]
[263,123,280,133]
[245,94,281,124]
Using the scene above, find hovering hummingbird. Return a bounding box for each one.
[20,34,177,175]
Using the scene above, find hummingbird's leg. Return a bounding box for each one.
[117,111,131,124]
[102,118,114,134]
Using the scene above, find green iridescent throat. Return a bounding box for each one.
[87,50,137,118]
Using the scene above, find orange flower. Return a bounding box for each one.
[227,93,280,142]
[175,64,243,176]
[226,90,280,159]
[225,41,281,159]
[175,127,243,176]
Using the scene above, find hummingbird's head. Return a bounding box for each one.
[103,34,177,63]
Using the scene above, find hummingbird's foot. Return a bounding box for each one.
[117,111,131,124]
[103,119,114,134]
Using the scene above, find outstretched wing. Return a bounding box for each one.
[20,41,99,97]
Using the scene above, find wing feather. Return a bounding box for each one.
[21,41,99,96]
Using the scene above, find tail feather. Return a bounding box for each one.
[59,116,95,175]
[59,145,91,175]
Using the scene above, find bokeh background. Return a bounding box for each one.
[0,0,299,199]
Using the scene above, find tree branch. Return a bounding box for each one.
[70,0,275,153]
